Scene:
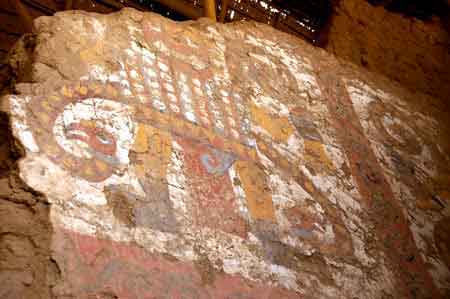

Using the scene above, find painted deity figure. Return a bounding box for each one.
[9,13,450,297]
[10,18,367,295]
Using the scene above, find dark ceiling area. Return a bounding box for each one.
[367,0,449,20]
[134,0,449,42]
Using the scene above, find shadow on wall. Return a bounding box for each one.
[0,111,59,297]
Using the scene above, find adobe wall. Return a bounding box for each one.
[326,0,450,104]
[1,8,450,298]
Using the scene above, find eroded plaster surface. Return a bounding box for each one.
[3,8,450,299]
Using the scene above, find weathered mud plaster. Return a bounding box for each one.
[2,8,450,299]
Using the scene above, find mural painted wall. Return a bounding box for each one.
[3,8,450,298]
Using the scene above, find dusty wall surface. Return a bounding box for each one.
[0,114,57,298]
[326,0,450,104]
[1,8,450,298]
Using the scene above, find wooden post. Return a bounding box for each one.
[65,0,73,10]
[204,0,216,20]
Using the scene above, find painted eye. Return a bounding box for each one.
[65,122,117,156]
[96,133,112,145]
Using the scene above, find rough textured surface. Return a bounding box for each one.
[0,112,58,298]
[326,0,450,104]
[1,8,450,298]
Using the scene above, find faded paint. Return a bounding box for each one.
[5,8,450,299]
